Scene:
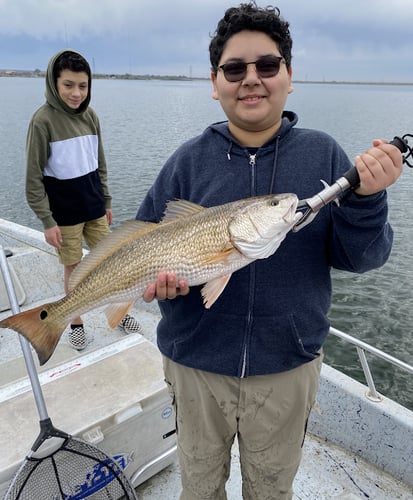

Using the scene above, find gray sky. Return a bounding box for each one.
[1,0,412,82]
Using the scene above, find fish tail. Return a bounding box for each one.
[0,305,67,365]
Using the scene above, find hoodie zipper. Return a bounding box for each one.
[249,153,256,194]
[239,152,258,378]
[240,141,279,377]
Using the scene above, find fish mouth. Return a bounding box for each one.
[264,193,299,224]
[277,195,299,223]
[283,207,297,224]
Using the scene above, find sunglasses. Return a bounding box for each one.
[218,56,285,82]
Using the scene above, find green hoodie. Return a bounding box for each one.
[26,49,112,229]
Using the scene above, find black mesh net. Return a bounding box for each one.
[4,436,138,499]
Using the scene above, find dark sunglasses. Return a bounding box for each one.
[218,56,285,82]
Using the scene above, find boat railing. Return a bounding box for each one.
[329,326,413,402]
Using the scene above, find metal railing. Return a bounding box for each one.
[329,326,413,402]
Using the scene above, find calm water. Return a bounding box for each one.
[0,77,412,409]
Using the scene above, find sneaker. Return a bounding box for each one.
[68,324,87,351]
[119,314,141,335]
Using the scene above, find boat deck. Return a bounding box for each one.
[0,218,412,499]
[136,432,412,499]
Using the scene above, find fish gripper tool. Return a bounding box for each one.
[293,134,412,232]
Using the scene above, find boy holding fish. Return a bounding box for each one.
[25,49,140,351]
[138,2,403,499]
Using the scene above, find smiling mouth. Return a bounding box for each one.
[240,95,264,102]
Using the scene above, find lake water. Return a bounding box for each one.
[0,77,412,410]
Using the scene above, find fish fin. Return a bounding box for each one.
[201,275,232,309]
[69,220,157,290]
[0,305,67,365]
[104,302,135,329]
[201,245,239,265]
[161,199,206,222]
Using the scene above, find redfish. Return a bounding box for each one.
[0,194,299,365]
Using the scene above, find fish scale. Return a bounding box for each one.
[0,193,299,365]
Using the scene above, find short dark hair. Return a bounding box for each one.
[209,2,292,73]
[53,51,91,85]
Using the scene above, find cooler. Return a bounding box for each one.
[0,334,177,497]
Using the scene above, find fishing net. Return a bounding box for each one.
[0,246,138,500]
[4,435,137,499]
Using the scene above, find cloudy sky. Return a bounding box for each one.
[0,0,412,82]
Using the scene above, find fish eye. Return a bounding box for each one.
[270,200,279,206]
[40,310,48,320]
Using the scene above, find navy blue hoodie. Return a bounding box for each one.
[136,112,392,377]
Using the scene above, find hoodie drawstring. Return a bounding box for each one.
[269,136,280,194]
[226,135,280,194]
[226,141,233,160]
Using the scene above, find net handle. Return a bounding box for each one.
[0,245,49,421]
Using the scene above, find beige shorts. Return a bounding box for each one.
[163,353,323,500]
[57,215,110,266]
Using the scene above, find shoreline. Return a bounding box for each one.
[1,70,413,86]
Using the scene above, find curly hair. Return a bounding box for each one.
[209,2,292,73]
[53,51,91,85]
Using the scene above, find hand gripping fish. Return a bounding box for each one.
[0,194,300,365]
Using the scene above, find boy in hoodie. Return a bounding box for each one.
[26,49,140,351]
[138,4,402,499]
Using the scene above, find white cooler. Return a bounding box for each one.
[0,334,177,497]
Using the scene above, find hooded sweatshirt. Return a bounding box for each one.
[137,113,393,378]
[26,49,111,229]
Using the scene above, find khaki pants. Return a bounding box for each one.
[163,354,323,500]
[57,215,110,265]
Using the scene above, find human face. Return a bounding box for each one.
[211,30,293,146]
[56,69,89,109]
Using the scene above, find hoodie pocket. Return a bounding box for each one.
[288,314,319,360]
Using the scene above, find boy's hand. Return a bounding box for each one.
[44,225,63,249]
[106,208,113,225]
[354,139,403,196]
[143,272,190,303]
